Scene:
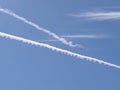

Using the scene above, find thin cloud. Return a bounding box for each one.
[0,31,120,69]
[0,7,80,48]
[71,11,120,21]
[40,39,59,42]
[40,34,107,42]
[62,34,106,39]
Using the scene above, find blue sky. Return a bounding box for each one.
[0,0,120,90]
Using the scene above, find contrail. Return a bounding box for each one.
[71,11,120,21]
[0,31,120,69]
[0,7,80,48]
[61,34,106,39]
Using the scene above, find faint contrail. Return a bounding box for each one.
[71,11,120,21]
[0,7,80,48]
[62,34,106,39]
[0,31,120,69]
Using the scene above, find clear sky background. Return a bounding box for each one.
[0,0,120,90]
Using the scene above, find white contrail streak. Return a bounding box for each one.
[0,32,120,69]
[0,7,80,48]
[71,11,120,20]
[62,35,106,39]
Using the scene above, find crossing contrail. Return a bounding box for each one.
[0,7,81,48]
[0,31,120,69]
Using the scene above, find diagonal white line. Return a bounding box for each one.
[0,7,81,48]
[0,31,120,69]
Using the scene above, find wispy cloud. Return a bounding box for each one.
[0,7,80,48]
[40,39,59,42]
[71,11,120,21]
[0,31,120,69]
[62,34,106,39]
[40,34,107,42]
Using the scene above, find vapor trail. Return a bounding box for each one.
[0,31,120,69]
[62,34,106,39]
[71,11,120,21]
[0,7,80,48]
